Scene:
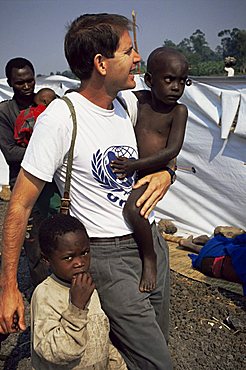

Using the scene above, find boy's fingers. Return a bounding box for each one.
[16,305,26,332]
[71,276,76,286]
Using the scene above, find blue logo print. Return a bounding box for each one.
[91,146,137,193]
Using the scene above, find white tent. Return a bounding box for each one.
[0,75,245,235]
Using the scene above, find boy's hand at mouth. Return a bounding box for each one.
[70,272,95,310]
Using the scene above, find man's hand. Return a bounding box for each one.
[70,272,95,310]
[0,286,26,333]
[133,170,171,219]
[110,157,136,179]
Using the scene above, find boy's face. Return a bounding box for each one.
[47,230,90,283]
[148,55,188,106]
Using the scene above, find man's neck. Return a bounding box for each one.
[78,77,115,110]
[14,93,35,110]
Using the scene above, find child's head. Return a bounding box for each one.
[145,47,190,105]
[39,214,90,283]
[34,88,56,106]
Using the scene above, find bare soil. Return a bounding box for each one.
[0,200,245,370]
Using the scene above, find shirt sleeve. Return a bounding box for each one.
[31,287,89,365]
[21,98,73,182]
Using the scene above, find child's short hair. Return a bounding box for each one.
[39,214,89,256]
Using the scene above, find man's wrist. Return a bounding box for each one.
[1,276,18,290]
[165,166,177,184]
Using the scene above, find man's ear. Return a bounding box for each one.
[94,54,107,76]
[144,72,152,88]
[7,79,12,87]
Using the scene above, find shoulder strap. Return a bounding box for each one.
[116,95,129,117]
[60,96,77,214]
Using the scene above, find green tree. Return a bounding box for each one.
[163,30,221,75]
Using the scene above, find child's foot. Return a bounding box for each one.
[179,236,201,253]
[139,257,157,292]
[179,235,193,248]
[192,235,209,245]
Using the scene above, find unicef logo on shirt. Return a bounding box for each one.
[91,146,137,192]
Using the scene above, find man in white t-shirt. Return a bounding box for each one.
[0,14,173,370]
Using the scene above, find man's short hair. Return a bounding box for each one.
[64,13,132,81]
[39,214,89,257]
[5,57,35,80]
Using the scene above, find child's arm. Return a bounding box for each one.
[32,274,95,365]
[111,104,188,178]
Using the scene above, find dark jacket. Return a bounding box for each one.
[0,98,26,188]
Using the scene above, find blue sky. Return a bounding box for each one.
[1,0,245,77]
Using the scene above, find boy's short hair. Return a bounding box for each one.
[39,214,89,256]
[5,57,35,80]
[64,13,132,81]
[147,47,188,74]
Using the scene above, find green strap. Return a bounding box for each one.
[60,96,77,214]
[116,95,129,116]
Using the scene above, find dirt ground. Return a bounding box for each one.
[0,200,245,370]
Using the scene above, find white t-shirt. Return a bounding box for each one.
[22,91,138,237]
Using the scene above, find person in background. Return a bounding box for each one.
[0,58,49,287]
[31,213,127,370]
[111,47,189,292]
[179,232,246,294]
[0,14,173,370]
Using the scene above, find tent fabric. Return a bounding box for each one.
[0,75,245,236]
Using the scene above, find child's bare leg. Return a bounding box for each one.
[124,185,156,292]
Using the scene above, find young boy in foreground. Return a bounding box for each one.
[112,47,190,292]
[31,213,126,370]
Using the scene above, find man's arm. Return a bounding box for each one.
[133,170,172,219]
[134,158,176,218]
[0,169,45,333]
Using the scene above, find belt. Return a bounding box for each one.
[90,233,134,244]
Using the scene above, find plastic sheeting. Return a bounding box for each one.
[0,75,245,235]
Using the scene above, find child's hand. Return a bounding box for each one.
[11,312,20,332]
[70,272,95,310]
[110,157,136,179]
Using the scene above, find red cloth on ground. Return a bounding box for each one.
[212,255,241,283]
[14,105,46,146]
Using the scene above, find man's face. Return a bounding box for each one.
[105,30,141,94]
[47,230,91,284]
[8,66,35,99]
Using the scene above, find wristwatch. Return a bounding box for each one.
[165,167,177,184]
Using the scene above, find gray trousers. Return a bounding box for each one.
[90,222,173,370]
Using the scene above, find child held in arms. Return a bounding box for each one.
[111,47,191,292]
[14,88,56,147]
